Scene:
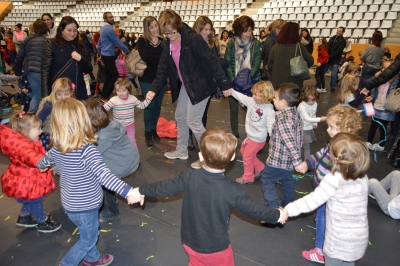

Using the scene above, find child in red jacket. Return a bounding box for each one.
[0,112,61,233]
[315,38,329,93]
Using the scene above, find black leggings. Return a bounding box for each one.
[368,117,390,147]
[315,65,326,89]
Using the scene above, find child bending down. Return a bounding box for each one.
[103,77,151,148]
[284,133,369,266]
[132,128,286,266]
[37,98,139,266]
[0,112,61,232]
[224,81,275,184]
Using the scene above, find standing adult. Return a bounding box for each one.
[98,12,130,99]
[13,23,27,54]
[301,28,313,54]
[145,9,231,164]
[224,15,262,138]
[267,22,314,89]
[41,16,93,100]
[137,16,165,147]
[41,13,57,39]
[259,29,267,43]
[359,31,385,80]
[261,19,286,76]
[218,30,229,58]
[130,32,137,49]
[14,20,48,113]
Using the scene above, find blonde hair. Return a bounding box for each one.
[113,78,133,94]
[337,74,359,104]
[50,98,96,154]
[250,81,274,104]
[192,16,215,49]
[9,112,42,139]
[37,78,74,114]
[269,19,286,32]
[326,105,361,134]
[330,133,370,180]
[143,16,160,42]
[343,61,361,76]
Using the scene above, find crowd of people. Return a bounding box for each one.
[0,8,399,266]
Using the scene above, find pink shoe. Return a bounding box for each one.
[82,254,114,266]
[301,248,325,264]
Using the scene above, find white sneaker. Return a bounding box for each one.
[321,88,327,93]
[190,160,203,169]
[366,142,376,150]
[316,88,322,92]
[375,145,385,152]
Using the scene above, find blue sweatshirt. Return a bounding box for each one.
[98,24,129,56]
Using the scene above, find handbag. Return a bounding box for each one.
[261,65,272,81]
[290,43,311,80]
[231,68,259,96]
[384,87,400,113]
[125,47,147,77]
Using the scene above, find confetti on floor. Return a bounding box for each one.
[301,229,303,232]
[146,255,154,260]
[147,147,153,150]
[141,222,148,227]
[151,230,153,233]
[18,244,21,247]
[100,229,112,233]
[108,223,112,225]
[72,227,79,235]
[369,241,372,246]
[67,238,71,243]
[5,216,10,221]
[162,210,165,212]
[162,160,174,164]
[116,239,120,242]
[295,190,309,195]
[0,195,4,198]
[307,225,316,230]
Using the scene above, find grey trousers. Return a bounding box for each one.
[325,254,354,266]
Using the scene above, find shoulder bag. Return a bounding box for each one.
[384,87,400,113]
[290,43,311,80]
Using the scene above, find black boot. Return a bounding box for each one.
[188,133,195,150]
[389,138,400,159]
[145,131,153,147]
[152,129,160,142]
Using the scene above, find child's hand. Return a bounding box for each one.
[360,88,369,96]
[279,208,289,224]
[222,88,233,97]
[127,187,145,205]
[320,116,326,122]
[295,161,308,174]
[39,168,48,172]
[365,96,373,102]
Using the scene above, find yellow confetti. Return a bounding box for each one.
[100,229,112,232]
[67,238,71,242]
[151,237,154,241]
[151,230,153,233]
[17,244,21,247]
[147,146,153,150]
[11,256,13,259]
[5,216,10,221]
[116,239,120,242]
[162,160,174,164]
[162,210,165,212]
[72,227,79,235]
[0,195,4,198]
[12,103,18,107]
[301,229,303,232]
[165,197,169,199]
[116,235,118,238]
[368,241,372,246]
[108,223,112,225]
[141,222,147,227]
[146,255,154,260]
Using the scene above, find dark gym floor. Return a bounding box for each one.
[0,75,399,266]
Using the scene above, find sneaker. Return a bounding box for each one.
[37,215,62,233]
[254,170,263,180]
[82,254,114,266]
[302,247,325,264]
[316,88,322,92]
[16,214,38,227]
[369,193,376,200]
[191,160,203,169]
[366,142,376,150]
[375,145,384,152]
[321,88,327,93]
[164,149,189,160]
[235,177,254,184]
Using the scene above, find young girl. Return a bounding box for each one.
[103,78,151,148]
[94,54,106,98]
[297,105,362,264]
[0,112,61,233]
[284,133,369,266]
[315,38,329,93]
[37,77,74,151]
[115,48,128,78]
[298,86,326,159]
[365,59,398,151]
[225,81,275,184]
[37,98,139,266]
[83,98,140,223]
[337,74,359,106]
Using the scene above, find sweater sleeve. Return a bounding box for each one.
[139,170,188,196]
[231,90,253,107]
[37,148,55,169]
[266,104,275,137]
[298,103,321,123]
[37,102,52,122]
[131,95,151,109]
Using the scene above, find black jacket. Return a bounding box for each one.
[149,23,231,104]
[14,33,47,76]
[261,32,278,67]
[327,35,346,65]
[366,53,400,91]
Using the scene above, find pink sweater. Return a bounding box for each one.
[116,57,128,78]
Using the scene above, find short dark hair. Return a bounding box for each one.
[276,83,301,107]
[338,27,345,33]
[15,23,22,29]
[33,20,48,35]
[232,15,255,37]
[103,12,112,20]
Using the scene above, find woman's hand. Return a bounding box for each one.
[146,91,155,101]
[71,51,82,61]
[365,96,373,102]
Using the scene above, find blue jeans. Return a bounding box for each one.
[140,81,166,132]
[361,64,379,80]
[27,72,41,113]
[315,203,326,249]
[261,164,294,208]
[61,211,100,266]
[315,64,339,91]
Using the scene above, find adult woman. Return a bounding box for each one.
[360,31,385,80]
[259,29,267,43]
[261,19,286,71]
[14,20,48,113]
[224,15,262,138]
[301,28,313,54]
[137,16,165,147]
[219,29,229,58]
[130,32,137,49]
[41,13,57,38]
[145,10,231,165]
[125,32,131,50]
[41,16,93,100]
[267,22,314,89]
[13,23,27,53]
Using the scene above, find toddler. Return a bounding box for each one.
[115,48,128,78]
[315,38,329,93]
[337,74,359,106]
[298,86,326,159]
[103,77,151,148]
[0,112,61,232]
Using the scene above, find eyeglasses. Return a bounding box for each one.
[164,31,177,36]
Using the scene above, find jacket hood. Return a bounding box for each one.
[97,120,125,143]
[0,125,25,155]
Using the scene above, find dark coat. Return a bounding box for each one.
[261,32,278,67]
[327,35,346,65]
[14,33,47,75]
[366,53,400,91]
[149,23,231,105]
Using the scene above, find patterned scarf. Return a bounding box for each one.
[234,35,253,75]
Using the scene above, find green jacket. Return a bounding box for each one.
[224,37,262,81]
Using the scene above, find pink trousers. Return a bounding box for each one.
[240,138,266,182]
[183,244,234,266]
[126,123,137,149]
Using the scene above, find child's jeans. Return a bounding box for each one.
[240,138,265,182]
[61,211,100,266]
[261,164,294,208]
[17,196,46,223]
[126,123,137,149]
[315,203,326,250]
[183,244,234,266]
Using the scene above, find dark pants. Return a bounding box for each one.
[101,55,119,99]
[261,164,294,208]
[228,96,239,137]
[368,117,390,147]
[390,112,400,136]
[315,65,326,89]
[99,188,120,222]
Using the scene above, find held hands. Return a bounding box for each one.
[319,116,326,122]
[222,88,233,97]
[365,96,373,102]
[126,187,145,205]
[360,88,369,96]
[146,91,156,101]
[71,51,82,61]
[295,161,308,174]
[279,208,289,225]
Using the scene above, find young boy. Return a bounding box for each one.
[132,128,286,265]
[261,83,304,209]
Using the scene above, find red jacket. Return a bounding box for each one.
[0,125,55,200]
[318,48,329,65]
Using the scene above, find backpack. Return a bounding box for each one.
[124,48,147,77]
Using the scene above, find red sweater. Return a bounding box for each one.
[318,48,329,65]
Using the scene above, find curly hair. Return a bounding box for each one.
[326,105,362,134]
[277,22,301,44]
[251,81,274,104]
[232,15,254,37]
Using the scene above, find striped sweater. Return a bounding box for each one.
[103,95,151,126]
[37,144,132,213]
[306,143,331,187]
[285,172,369,262]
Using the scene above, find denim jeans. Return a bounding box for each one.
[27,72,41,113]
[361,64,379,80]
[315,203,326,249]
[140,81,166,132]
[261,164,294,208]
[368,171,400,217]
[61,211,100,266]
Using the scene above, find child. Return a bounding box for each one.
[0,112,61,232]
[337,74,359,106]
[115,48,128,78]
[298,86,326,160]
[261,83,304,208]
[103,78,151,148]
[94,54,105,98]
[284,133,369,266]
[132,128,285,265]
[37,77,74,151]
[338,55,354,81]
[297,105,362,264]
[315,38,329,93]
[37,98,139,266]
[83,98,140,223]
[224,81,275,184]
[365,59,398,151]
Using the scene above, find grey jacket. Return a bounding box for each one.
[14,33,47,76]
